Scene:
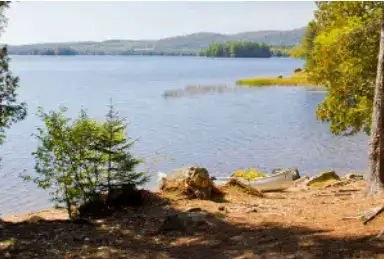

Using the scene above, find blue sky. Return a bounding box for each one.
[2,1,316,45]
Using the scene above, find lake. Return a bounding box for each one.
[0,56,368,217]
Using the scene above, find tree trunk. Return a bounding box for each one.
[368,5,384,196]
[64,186,73,219]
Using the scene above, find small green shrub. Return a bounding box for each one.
[23,103,149,219]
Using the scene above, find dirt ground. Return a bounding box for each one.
[2,180,384,259]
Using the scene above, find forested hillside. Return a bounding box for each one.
[7,27,306,56]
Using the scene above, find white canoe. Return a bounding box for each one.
[214,170,297,192]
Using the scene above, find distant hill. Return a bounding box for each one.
[7,27,306,56]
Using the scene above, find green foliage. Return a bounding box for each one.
[231,168,266,181]
[291,21,319,62]
[96,103,147,193]
[270,46,295,57]
[24,104,148,219]
[302,2,382,135]
[201,41,272,58]
[0,3,27,144]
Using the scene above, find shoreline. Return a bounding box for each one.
[2,171,364,222]
[2,170,364,220]
[2,178,384,258]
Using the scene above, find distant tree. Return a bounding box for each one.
[0,2,27,144]
[202,41,272,58]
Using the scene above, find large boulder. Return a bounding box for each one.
[160,166,215,199]
[307,171,341,188]
[271,168,300,180]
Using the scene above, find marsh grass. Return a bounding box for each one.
[236,71,317,87]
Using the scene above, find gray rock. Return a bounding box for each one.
[344,173,364,181]
[158,211,210,233]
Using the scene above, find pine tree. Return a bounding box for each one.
[97,102,148,193]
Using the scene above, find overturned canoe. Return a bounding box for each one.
[214,169,299,192]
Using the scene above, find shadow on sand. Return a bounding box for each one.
[0,192,383,259]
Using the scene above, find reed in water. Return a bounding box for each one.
[163,84,232,98]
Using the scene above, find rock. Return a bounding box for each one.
[158,211,211,234]
[324,180,350,188]
[185,207,203,213]
[344,173,364,181]
[271,168,300,180]
[230,235,245,242]
[185,166,214,199]
[160,166,215,200]
[294,176,310,187]
[226,178,264,197]
[27,216,44,223]
[218,206,226,211]
[294,68,303,73]
[307,171,341,188]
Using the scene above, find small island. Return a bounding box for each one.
[200,41,272,58]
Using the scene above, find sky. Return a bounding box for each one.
[1,1,316,45]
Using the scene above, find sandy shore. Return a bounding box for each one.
[1,180,384,258]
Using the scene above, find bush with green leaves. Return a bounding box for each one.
[24,104,148,219]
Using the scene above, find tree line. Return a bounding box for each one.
[201,41,272,58]
[11,48,197,56]
[10,44,290,57]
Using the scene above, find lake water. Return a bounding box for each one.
[0,56,369,217]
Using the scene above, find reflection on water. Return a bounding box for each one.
[0,56,368,217]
